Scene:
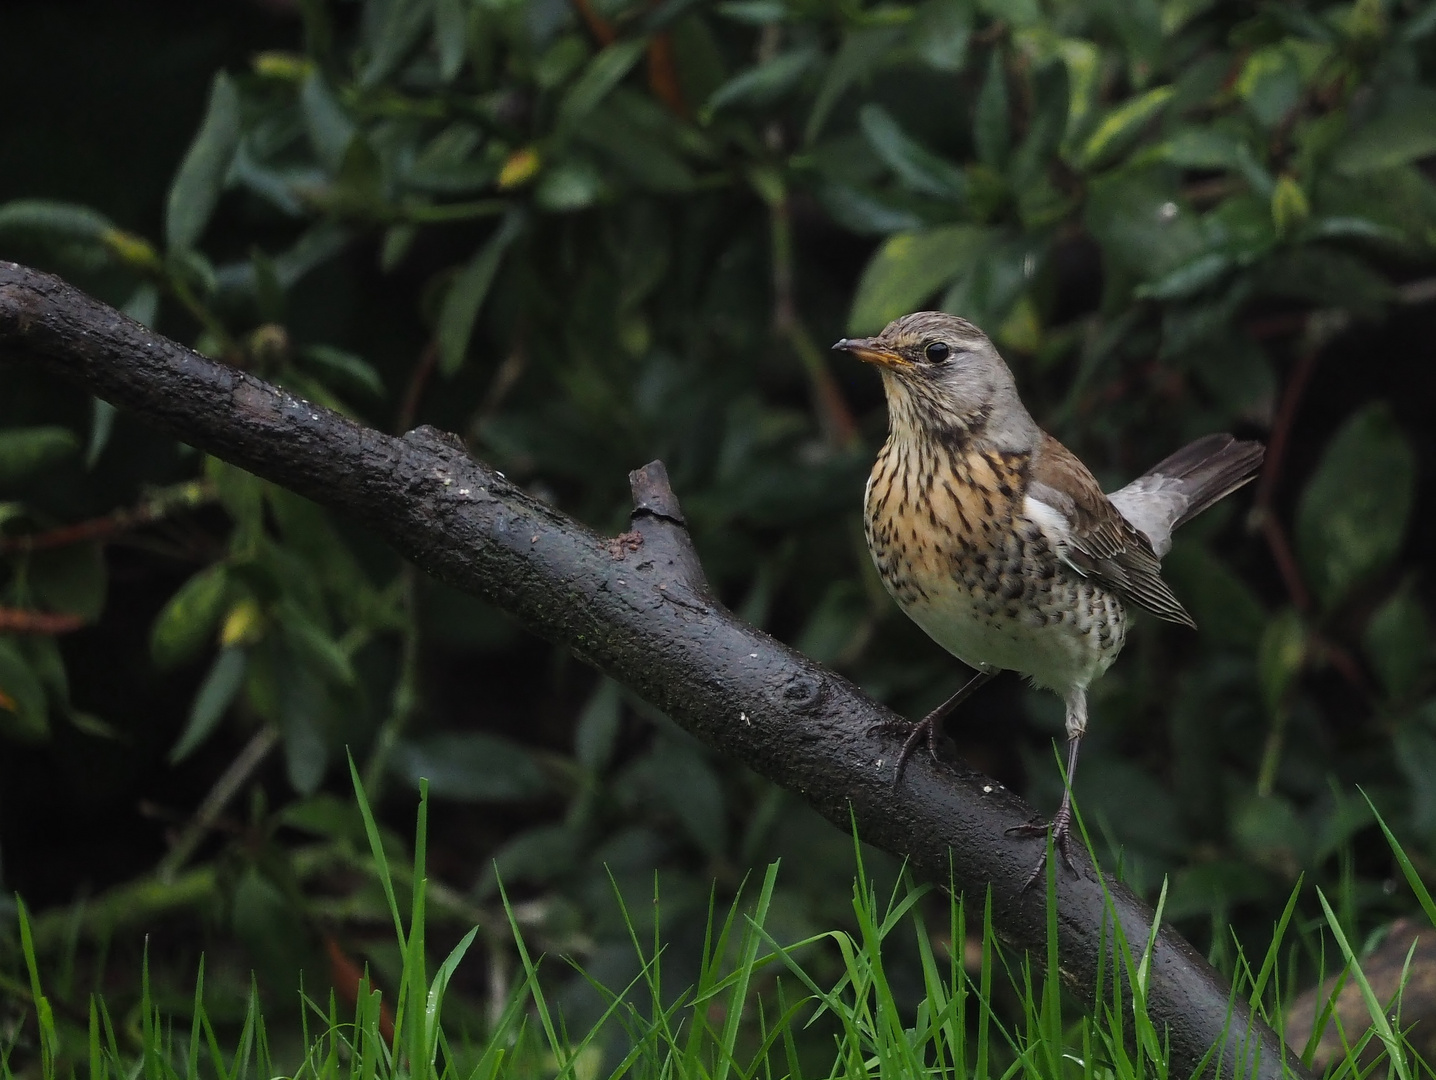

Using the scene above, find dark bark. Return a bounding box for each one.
[0,261,1307,1080]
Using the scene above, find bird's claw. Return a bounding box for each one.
[1007,806,1078,890]
[868,716,942,785]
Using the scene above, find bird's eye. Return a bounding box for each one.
[924,341,951,363]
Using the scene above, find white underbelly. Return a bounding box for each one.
[893,573,1124,695]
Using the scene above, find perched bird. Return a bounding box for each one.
[835,312,1263,878]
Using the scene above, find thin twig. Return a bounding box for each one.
[0,479,215,555]
[156,723,282,881]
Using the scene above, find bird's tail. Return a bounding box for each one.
[1108,434,1265,555]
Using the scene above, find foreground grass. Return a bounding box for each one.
[4,769,1430,1080]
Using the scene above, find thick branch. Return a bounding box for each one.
[0,262,1306,1080]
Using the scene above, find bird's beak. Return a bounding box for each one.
[832,336,910,370]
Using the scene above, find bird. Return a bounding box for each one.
[834,311,1264,880]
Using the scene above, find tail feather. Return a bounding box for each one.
[1109,434,1265,555]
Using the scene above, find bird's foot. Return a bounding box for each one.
[868,716,942,785]
[1007,802,1078,890]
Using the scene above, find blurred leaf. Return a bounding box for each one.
[169,646,247,763]
[151,565,230,669]
[0,427,78,485]
[1077,85,1173,170]
[30,543,107,622]
[436,211,524,375]
[273,640,330,794]
[1257,608,1306,717]
[390,733,547,801]
[360,0,435,87]
[1159,544,1266,649]
[1134,252,1231,300]
[0,640,48,742]
[474,824,582,897]
[705,44,819,117]
[1332,87,1436,176]
[1085,169,1204,282]
[300,72,356,173]
[1296,403,1415,608]
[433,0,469,82]
[1365,584,1431,701]
[848,224,990,333]
[858,104,967,200]
[166,72,240,253]
[911,0,972,72]
[1269,174,1309,237]
[576,679,623,772]
[301,346,385,398]
[646,737,727,856]
[1231,790,1306,869]
[0,199,115,243]
[536,159,605,211]
[814,181,926,235]
[795,582,868,665]
[806,27,901,144]
[558,38,648,129]
[1395,713,1436,836]
[1235,41,1327,128]
[973,50,1009,169]
[279,603,355,688]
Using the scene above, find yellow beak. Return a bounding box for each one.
[832,337,910,369]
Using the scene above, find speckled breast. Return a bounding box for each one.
[863,439,1126,693]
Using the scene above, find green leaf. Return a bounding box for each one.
[847,224,991,333]
[646,737,727,856]
[0,200,115,243]
[0,640,48,742]
[1085,169,1205,282]
[359,0,436,87]
[390,733,547,801]
[1332,87,1436,176]
[535,158,605,211]
[558,38,648,129]
[30,543,107,623]
[300,72,357,173]
[703,44,819,117]
[1134,252,1231,299]
[166,72,241,253]
[575,679,622,772]
[1234,42,1327,128]
[1077,85,1174,170]
[278,603,355,688]
[434,0,469,82]
[300,346,385,398]
[814,181,926,235]
[858,104,967,199]
[0,427,79,485]
[911,0,972,72]
[1257,608,1306,717]
[1160,544,1267,649]
[973,50,1009,169]
[805,27,901,144]
[1296,403,1415,608]
[436,211,524,375]
[150,565,230,669]
[170,647,248,763]
[273,641,330,795]
[1269,174,1309,237]
[1364,584,1431,701]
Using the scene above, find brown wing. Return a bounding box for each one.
[1028,433,1195,628]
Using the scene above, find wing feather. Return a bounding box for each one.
[1028,434,1196,628]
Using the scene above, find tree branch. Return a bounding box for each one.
[0,262,1306,1080]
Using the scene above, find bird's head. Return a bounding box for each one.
[834,311,1037,451]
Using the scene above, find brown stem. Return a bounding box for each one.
[0,479,215,555]
[0,609,86,634]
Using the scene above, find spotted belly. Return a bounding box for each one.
[864,463,1126,694]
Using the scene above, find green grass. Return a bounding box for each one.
[4,771,1432,1080]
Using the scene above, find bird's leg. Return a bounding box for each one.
[872,667,995,783]
[1009,689,1087,888]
